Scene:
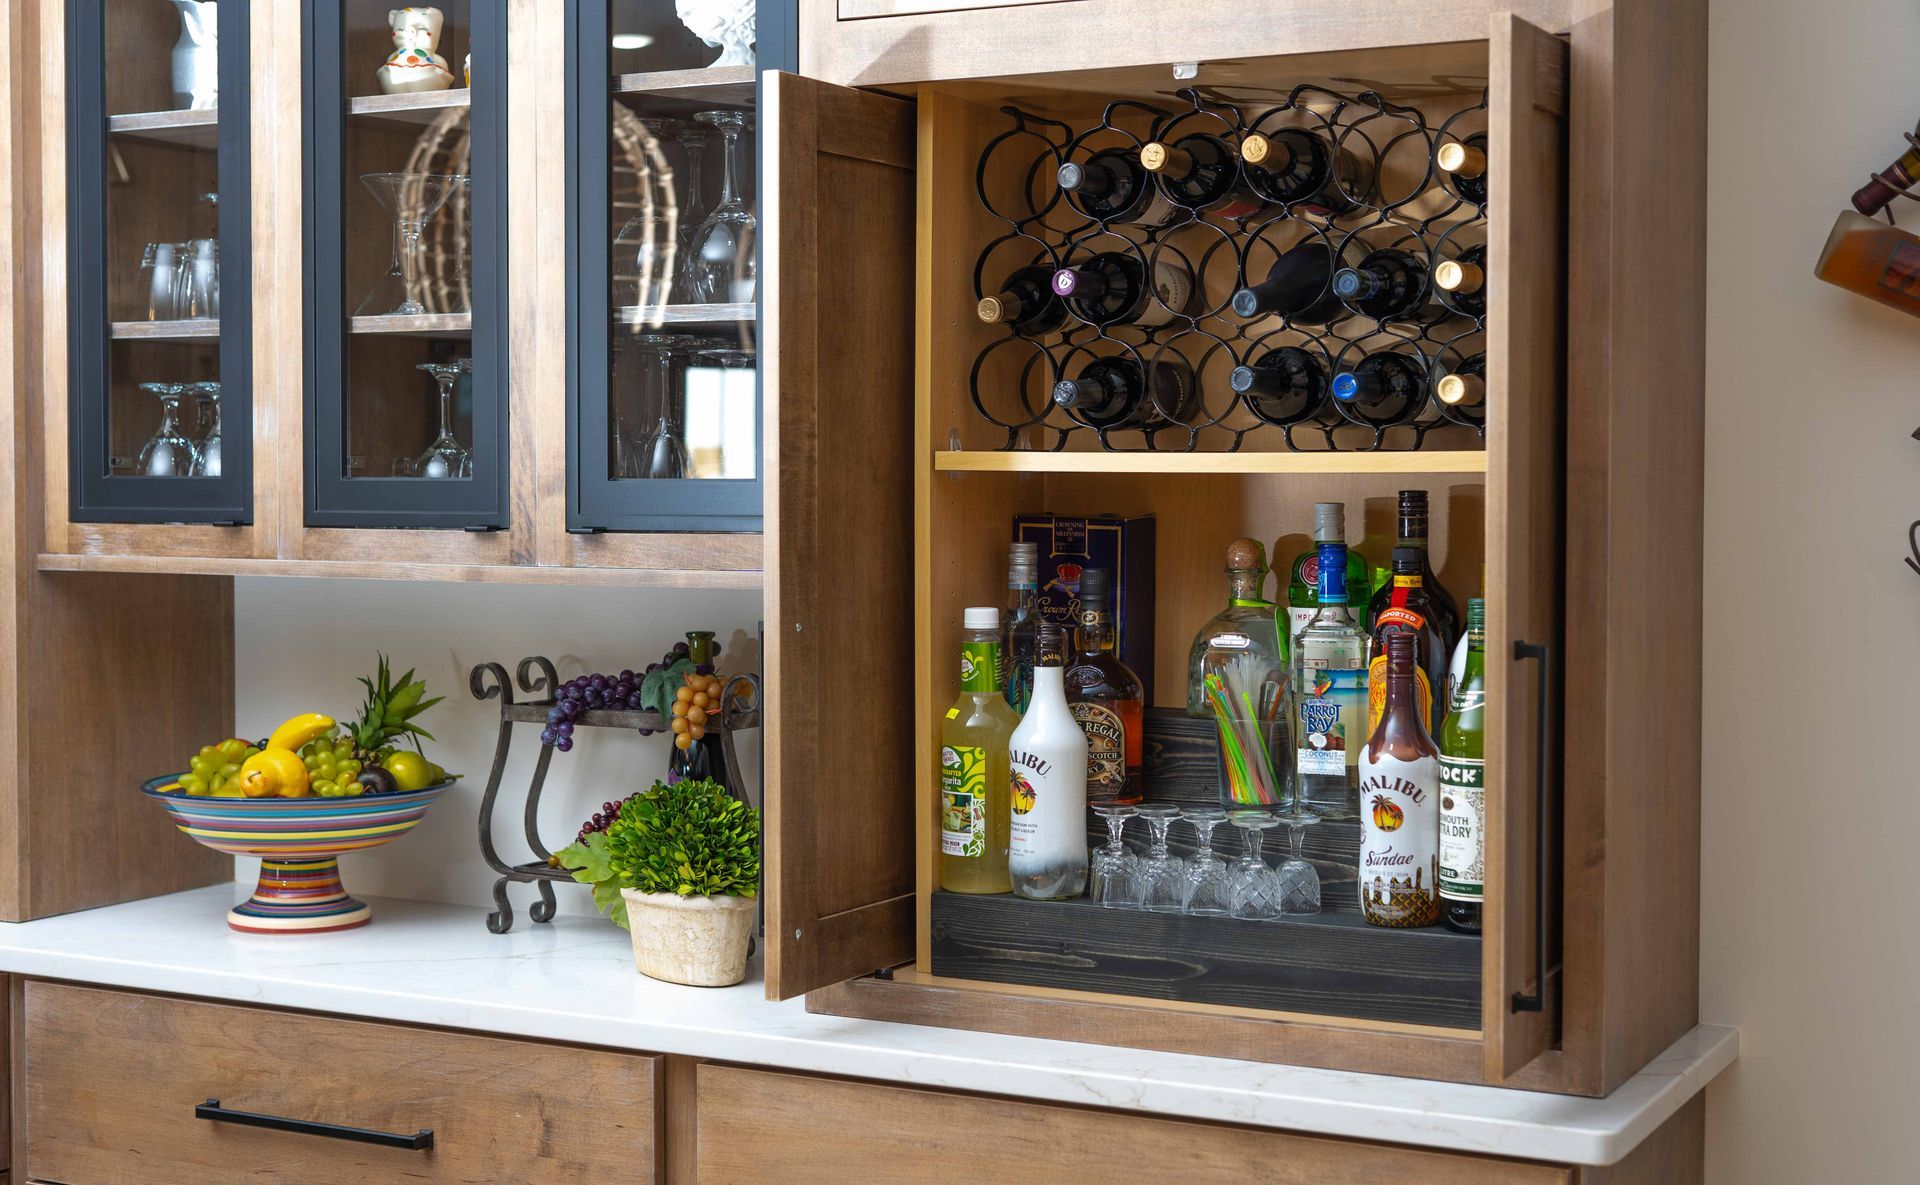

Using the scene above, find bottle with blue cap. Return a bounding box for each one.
[1331,350,1429,427]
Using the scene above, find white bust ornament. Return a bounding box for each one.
[377,7,456,95]
[676,0,755,68]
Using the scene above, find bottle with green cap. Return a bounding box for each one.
[940,606,1019,894]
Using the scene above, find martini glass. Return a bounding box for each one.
[135,382,195,477]
[411,358,471,479]
[357,173,464,316]
[680,111,755,304]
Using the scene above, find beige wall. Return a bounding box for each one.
[1702,1,1920,1180]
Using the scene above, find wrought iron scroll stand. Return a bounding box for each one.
[469,656,763,934]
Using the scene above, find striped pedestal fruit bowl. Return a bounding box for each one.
[142,775,455,934]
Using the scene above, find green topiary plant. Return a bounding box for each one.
[556,778,760,928]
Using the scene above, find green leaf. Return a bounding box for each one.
[592,878,630,928]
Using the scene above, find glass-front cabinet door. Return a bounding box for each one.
[567,0,791,533]
[303,0,508,529]
[66,0,252,523]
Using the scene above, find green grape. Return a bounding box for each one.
[178,774,208,796]
[217,738,249,762]
[333,739,353,758]
[197,745,220,762]
[338,759,362,778]
[219,762,240,778]
[343,783,365,797]
[313,780,339,797]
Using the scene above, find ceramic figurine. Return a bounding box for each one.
[676,0,755,68]
[377,7,455,95]
[170,0,219,111]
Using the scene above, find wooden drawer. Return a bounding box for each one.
[22,982,658,1185]
[695,1065,1572,1185]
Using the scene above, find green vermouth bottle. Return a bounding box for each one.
[1438,598,1486,933]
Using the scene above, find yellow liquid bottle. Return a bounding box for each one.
[941,607,1019,893]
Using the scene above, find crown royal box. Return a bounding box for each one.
[1013,514,1156,702]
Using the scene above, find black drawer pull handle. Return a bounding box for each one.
[1510,640,1552,1014]
[196,1099,434,1151]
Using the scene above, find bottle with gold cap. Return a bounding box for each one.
[976,262,1066,336]
[1433,243,1488,319]
[1239,125,1371,216]
[1436,134,1489,205]
[1137,132,1265,219]
[1435,352,1487,425]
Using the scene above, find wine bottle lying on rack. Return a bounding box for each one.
[1437,134,1489,205]
[1052,251,1194,327]
[1230,345,1332,428]
[1057,149,1179,228]
[1436,352,1486,415]
[1053,355,1197,432]
[1138,133,1264,219]
[1433,244,1487,319]
[1239,126,1371,216]
[1231,239,1343,325]
[1332,349,1430,426]
[978,262,1068,335]
[1332,246,1441,323]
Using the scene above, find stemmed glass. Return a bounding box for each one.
[1089,802,1139,909]
[1180,807,1232,916]
[1274,776,1323,913]
[1137,804,1188,913]
[671,120,712,294]
[628,333,694,479]
[357,173,465,316]
[680,110,755,304]
[187,381,222,477]
[1226,811,1283,921]
[409,358,472,479]
[134,382,195,477]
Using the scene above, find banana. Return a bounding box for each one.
[267,713,336,753]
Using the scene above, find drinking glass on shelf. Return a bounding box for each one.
[670,119,712,294]
[134,382,195,477]
[680,110,755,304]
[615,199,676,314]
[1226,811,1283,921]
[1089,802,1139,909]
[357,172,465,316]
[186,381,222,477]
[175,238,219,320]
[409,358,472,479]
[1179,807,1233,916]
[140,242,180,320]
[1137,804,1188,913]
[627,333,695,479]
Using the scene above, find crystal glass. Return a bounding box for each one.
[186,381,222,477]
[175,237,218,320]
[139,242,181,320]
[357,172,464,316]
[1180,807,1232,916]
[671,120,712,296]
[409,358,472,479]
[1226,811,1283,921]
[1089,802,1139,909]
[1275,812,1322,914]
[626,333,695,479]
[680,110,755,304]
[1137,804,1188,913]
[614,194,676,313]
[683,346,757,478]
[134,382,195,477]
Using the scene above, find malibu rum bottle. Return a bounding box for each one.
[1292,541,1369,820]
[940,607,1019,894]
[1359,631,1441,928]
[1438,598,1487,933]
[1009,625,1089,900]
[1065,568,1145,803]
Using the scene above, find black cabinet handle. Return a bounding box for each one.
[1510,640,1552,1015]
[196,1099,434,1151]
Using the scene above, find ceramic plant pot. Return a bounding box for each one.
[142,775,454,933]
[621,888,756,986]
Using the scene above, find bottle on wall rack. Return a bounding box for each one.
[1065,568,1145,803]
[1003,541,1042,714]
[1366,489,1462,659]
[1057,148,1180,228]
[1433,243,1488,319]
[1008,624,1089,901]
[1230,346,1331,429]
[1331,349,1430,426]
[1230,239,1343,325]
[1239,126,1371,216]
[977,262,1068,335]
[1052,355,1197,432]
[940,607,1020,894]
[1359,629,1442,929]
[1435,352,1487,417]
[1436,134,1490,206]
[1438,596,1486,934]
[1138,132,1265,219]
[1052,251,1194,327]
[1332,246,1440,323]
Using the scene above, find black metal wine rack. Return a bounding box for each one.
[968,86,1491,453]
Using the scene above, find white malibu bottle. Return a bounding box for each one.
[1008,624,1089,900]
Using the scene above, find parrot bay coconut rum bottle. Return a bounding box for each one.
[1358,630,1441,927]
[940,606,1019,894]
[1009,624,1089,900]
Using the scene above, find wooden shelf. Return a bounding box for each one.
[36,552,763,589]
[348,88,472,127]
[107,108,217,148]
[111,319,219,341]
[615,302,756,327]
[933,449,1490,475]
[350,312,472,337]
[613,65,755,105]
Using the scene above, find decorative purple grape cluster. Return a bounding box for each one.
[576,793,645,843]
[539,641,720,751]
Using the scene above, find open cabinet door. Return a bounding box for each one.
[1482,12,1568,1081]
[762,72,919,1001]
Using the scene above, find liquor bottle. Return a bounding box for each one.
[1052,251,1194,327]
[1438,597,1486,933]
[1366,490,1462,657]
[941,607,1020,894]
[977,263,1068,335]
[1436,352,1487,414]
[1365,547,1451,736]
[1052,355,1197,431]
[1229,239,1343,324]
[1359,630,1441,928]
[1331,349,1429,426]
[1239,126,1371,216]
[1331,246,1438,322]
[667,630,730,786]
[1002,541,1041,713]
[1186,537,1285,716]
[1284,502,1370,647]
[1065,567,1145,803]
[1009,624,1090,900]
[1436,134,1489,205]
[1292,541,1368,820]
[1814,210,1920,321]
[1057,149,1179,228]
[1138,133,1265,219]
[1433,243,1487,318]
[1231,346,1331,429]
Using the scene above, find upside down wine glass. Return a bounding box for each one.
[1090,802,1139,909]
[357,172,464,316]
[135,382,195,477]
[187,381,222,477]
[1180,806,1232,915]
[627,333,695,479]
[1226,810,1283,921]
[409,358,472,479]
[681,110,756,304]
[1138,803,1189,912]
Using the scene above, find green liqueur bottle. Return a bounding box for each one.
[1437,598,1486,933]
[941,607,1019,894]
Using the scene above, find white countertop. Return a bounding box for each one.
[0,886,1734,1166]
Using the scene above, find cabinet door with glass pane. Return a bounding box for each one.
[66,0,252,524]
[567,0,792,534]
[303,0,508,530]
